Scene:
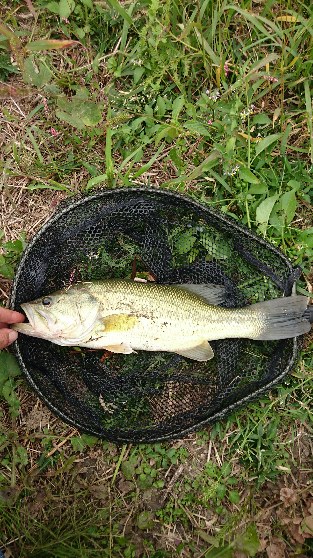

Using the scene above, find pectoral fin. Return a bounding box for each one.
[103,343,134,354]
[102,314,138,332]
[175,340,214,361]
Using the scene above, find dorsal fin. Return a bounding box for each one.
[177,283,225,306]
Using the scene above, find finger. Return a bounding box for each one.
[0,308,25,324]
[0,328,18,350]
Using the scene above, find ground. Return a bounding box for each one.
[0,0,312,557]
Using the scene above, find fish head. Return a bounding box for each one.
[14,285,101,345]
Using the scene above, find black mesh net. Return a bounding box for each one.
[10,188,302,442]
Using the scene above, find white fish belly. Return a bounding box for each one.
[80,315,205,352]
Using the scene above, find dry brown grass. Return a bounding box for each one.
[0,2,312,557]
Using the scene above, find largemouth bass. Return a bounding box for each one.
[12,280,310,361]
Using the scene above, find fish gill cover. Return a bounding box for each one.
[10,188,304,442]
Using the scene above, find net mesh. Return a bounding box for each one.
[10,188,301,442]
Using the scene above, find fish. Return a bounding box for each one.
[12,279,311,362]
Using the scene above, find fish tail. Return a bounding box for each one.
[246,295,311,340]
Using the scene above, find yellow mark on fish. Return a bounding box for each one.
[103,314,138,333]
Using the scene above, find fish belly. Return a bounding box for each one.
[79,314,201,352]
[80,280,239,359]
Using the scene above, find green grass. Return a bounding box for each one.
[0,0,313,556]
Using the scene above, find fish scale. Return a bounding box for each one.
[13,279,310,362]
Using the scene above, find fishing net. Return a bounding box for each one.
[10,188,307,442]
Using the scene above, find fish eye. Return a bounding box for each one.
[42,297,52,306]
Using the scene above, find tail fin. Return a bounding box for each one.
[250,295,311,340]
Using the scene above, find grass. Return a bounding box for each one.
[0,0,313,556]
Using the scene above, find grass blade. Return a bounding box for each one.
[224,5,284,43]
[255,133,282,157]
[118,141,152,172]
[119,2,136,58]
[86,174,108,190]
[0,21,21,43]
[105,127,114,185]
[28,181,71,192]
[206,168,233,193]
[304,79,313,164]
[27,128,43,164]
[105,0,135,27]
[194,27,220,66]
[26,39,79,51]
[132,143,165,179]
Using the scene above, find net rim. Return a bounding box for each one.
[9,187,300,442]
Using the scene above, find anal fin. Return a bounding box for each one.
[175,340,214,361]
[103,343,134,354]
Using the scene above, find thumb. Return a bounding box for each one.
[0,329,18,350]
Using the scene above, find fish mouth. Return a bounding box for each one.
[10,303,36,335]
[21,303,34,326]
[11,303,50,336]
[22,304,56,328]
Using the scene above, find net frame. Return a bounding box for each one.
[9,187,302,442]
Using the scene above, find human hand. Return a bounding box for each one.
[0,308,25,350]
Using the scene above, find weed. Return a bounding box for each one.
[0,352,21,417]
[0,232,26,280]
[0,51,18,81]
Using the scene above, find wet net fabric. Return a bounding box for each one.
[10,189,300,442]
